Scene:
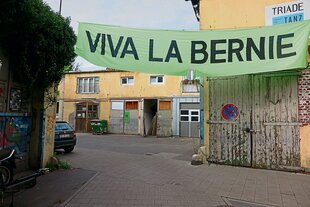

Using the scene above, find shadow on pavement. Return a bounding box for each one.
[4,168,96,207]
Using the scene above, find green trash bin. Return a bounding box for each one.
[90,120,108,134]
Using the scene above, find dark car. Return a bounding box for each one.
[54,121,76,153]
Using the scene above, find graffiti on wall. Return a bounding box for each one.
[0,116,31,153]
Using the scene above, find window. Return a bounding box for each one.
[111,101,124,110]
[125,101,138,110]
[121,77,134,85]
[190,110,199,122]
[76,102,98,118]
[159,101,171,110]
[87,104,98,118]
[150,75,164,84]
[180,109,200,122]
[55,122,73,131]
[182,69,200,93]
[77,77,99,93]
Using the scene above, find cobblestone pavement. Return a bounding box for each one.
[59,134,310,207]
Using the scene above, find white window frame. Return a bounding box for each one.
[77,77,99,94]
[150,75,164,84]
[121,76,134,85]
[180,109,200,122]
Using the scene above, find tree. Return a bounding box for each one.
[0,0,76,91]
[0,0,76,169]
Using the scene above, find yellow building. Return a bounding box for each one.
[58,70,200,137]
[199,0,310,170]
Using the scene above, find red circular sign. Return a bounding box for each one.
[221,104,239,120]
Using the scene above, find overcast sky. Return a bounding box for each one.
[44,0,199,71]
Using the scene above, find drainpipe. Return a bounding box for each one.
[61,76,65,121]
[199,77,204,145]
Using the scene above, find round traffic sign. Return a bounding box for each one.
[221,104,239,120]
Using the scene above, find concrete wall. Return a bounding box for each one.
[41,86,57,167]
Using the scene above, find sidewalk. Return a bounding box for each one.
[3,168,96,207]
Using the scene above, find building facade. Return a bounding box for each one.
[200,0,310,170]
[0,49,56,169]
[57,70,200,137]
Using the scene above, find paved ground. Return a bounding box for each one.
[52,133,310,207]
[6,134,310,207]
[3,169,96,207]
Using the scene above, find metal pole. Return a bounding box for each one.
[59,0,62,15]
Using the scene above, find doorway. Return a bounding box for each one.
[179,103,200,137]
[143,99,157,136]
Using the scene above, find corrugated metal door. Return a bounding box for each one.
[109,101,124,134]
[252,73,300,169]
[209,75,252,166]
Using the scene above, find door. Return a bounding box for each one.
[179,103,200,137]
[75,103,87,132]
[252,73,300,169]
[157,100,172,137]
[109,101,124,134]
[209,73,300,169]
[209,75,252,166]
[124,101,139,134]
[75,102,98,133]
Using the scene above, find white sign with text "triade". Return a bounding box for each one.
[265,0,310,25]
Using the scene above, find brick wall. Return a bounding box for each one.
[299,68,310,125]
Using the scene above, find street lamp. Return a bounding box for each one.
[59,0,62,15]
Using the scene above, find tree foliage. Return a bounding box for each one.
[0,0,76,91]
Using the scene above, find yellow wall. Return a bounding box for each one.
[200,0,295,29]
[58,70,198,126]
[60,71,188,100]
[301,125,310,169]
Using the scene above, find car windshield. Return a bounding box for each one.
[55,122,72,131]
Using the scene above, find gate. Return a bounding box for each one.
[252,73,300,169]
[209,72,300,169]
[209,75,252,166]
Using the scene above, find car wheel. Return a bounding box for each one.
[64,146,74,153]
[0,163,13,186]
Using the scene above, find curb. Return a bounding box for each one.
[59,171,99,207]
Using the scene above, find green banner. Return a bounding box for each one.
[76,20,310,77]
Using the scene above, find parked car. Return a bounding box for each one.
[54,121,76,153]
